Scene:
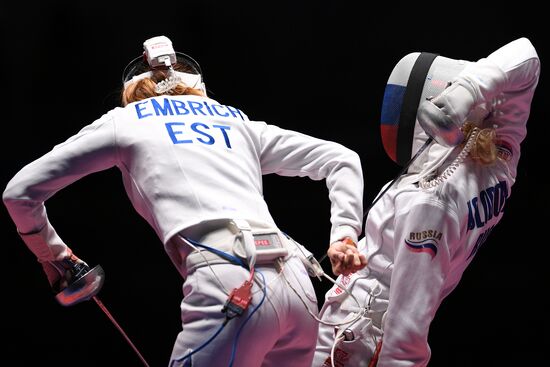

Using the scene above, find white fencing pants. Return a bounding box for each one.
[169,252,319,366]
[312,274,386,367]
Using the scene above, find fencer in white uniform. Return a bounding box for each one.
[313,37,540,367]
[3,36,366,367]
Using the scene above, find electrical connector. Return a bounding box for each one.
[222,280,253,319]
[334,326,356,341]
[305,254,324,280]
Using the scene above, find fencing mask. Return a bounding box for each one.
[380,52,474,167]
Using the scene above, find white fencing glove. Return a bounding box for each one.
[417,82,475,147]
[41,249,90,292]
[44,251,105,307]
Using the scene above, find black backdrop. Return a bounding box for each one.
[1,2,548,366]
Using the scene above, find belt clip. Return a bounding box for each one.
[230,219,256,268]
[230,219,252,233]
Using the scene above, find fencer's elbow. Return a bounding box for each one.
[3,179,26,206]
[521,37,541,80]
[3,195,17,215]
[3,183,15,204]
[347,149,362,167]
[511,37,541,88]
[3,190,17,210]
[516,37,539,61]
[2,187,36,223]
[329,143,362,167]
[336,144,359,160]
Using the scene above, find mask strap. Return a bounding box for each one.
[397,52,438,166]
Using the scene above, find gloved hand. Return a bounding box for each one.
[327,237,367,276]
[40,249,91,293]
[41,249,105,306]
[417,82,475,147]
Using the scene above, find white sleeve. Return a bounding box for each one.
[2,115,118,261]
[251,121,364,243]
[455,37,540,105]
[453,37,540,178]
[378,199,460,367]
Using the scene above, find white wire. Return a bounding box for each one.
[284,235,372,302]
[322,272,368,306]
[184,234,372,330]
[419,127,479,189]
[181,237,230,295]
[281,236,383,327]
[328,304,382,367]
[330,334,345,367]
[181,235,287,299]
[280,251,385,367]
[251,264,285,296]
[280,258,367,328]
[182,239,374,367]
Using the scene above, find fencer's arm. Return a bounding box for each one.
[378,200,458,366]
[250,121,364,244]
[456,37,540,179]
[3,115,117,262]
[423,37,540,178]
[453,37,540,107]
[427,37,540,130]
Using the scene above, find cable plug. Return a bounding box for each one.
[222,280,253,319]
[334,326,355,342]
[305,255,324,280]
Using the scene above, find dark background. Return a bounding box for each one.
[1,1,548,366]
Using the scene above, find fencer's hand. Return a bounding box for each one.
[417,82,475,147]
[41,250,90,292]
[327,237,367,276]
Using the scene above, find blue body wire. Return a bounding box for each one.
[172,237,264,366]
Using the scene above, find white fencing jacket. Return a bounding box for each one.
[3,95,364,270]
[324,37,540,366]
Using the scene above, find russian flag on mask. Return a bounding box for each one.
[380,84,406,163]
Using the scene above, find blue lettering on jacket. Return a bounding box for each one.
[152,98,173,116]
[171,100,190,115]
[214,125,232,148]
[188,101,208,116]
[135,101,152,119]
[467,181,508,230]
[165,122,232,148]
[191,122,214,144]
[467,224,495,260]
[135,98,245,120]
[211,103,229,117]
